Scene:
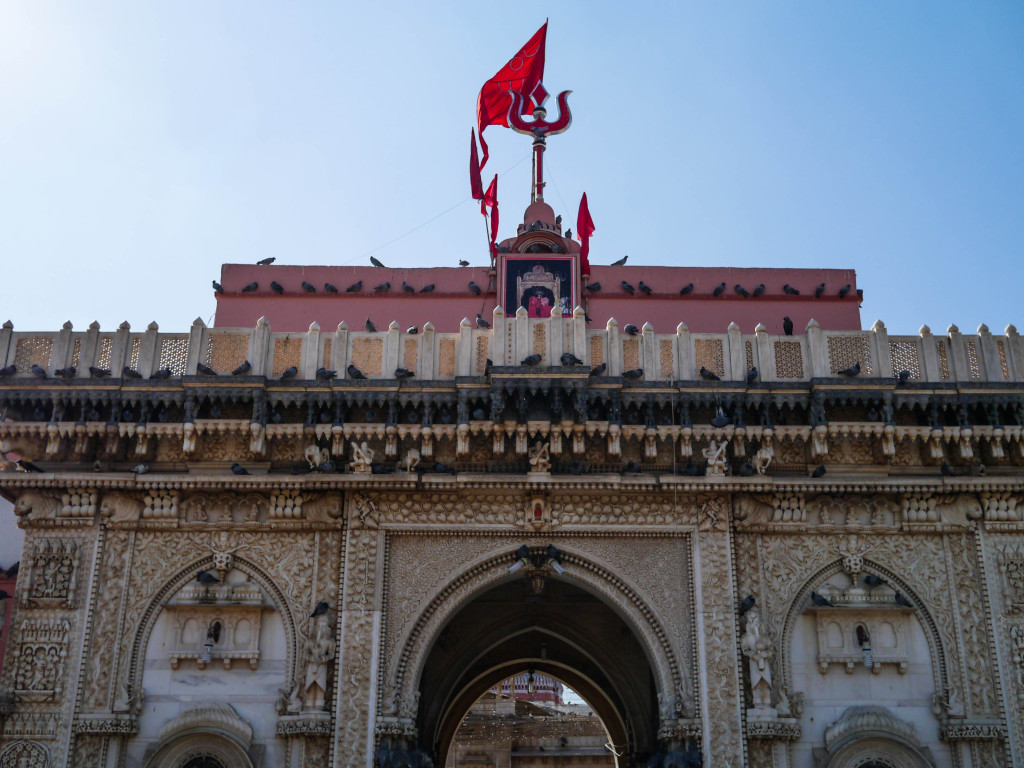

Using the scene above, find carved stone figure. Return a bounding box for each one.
[753,442,774,475]
[528,440,551,473]
[703,439,728,477]
[399,448,421,472]
[304,443,331,470]
[349,441,374,474]
[740,608,773,710]
[301,615,335,710]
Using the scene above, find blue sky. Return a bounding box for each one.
[1,2,1022,335]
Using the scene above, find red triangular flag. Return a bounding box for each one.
[476,22,548,170]
[483,174,499,252]
[577,192,595,276]
[470,129,484,201]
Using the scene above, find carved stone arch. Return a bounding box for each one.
[390,541,687,725]
[125,554,301,696]
[813,706,936,768]
[142,703,256,768]
[778,558,949,704]
[0,739,49,767]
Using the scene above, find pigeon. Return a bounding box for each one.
[196,571,220,586]
[419,284,435,293]
[739,463,756,476]
[589,362,607,376]
[521,354,542,366]
[17,459,45,473]
[783,316,794,336]
[394,368,414,379]
[894,592,913,608]
[346,281,362,293]
[212,280,225,293]
[897,369,911,385]
[713,282,726,297]
[406,326,419,334]
[621,281,635,295]
[746,367,759,385]
[838,284,851,298]
[811,463,827,478]
[624,324,640,336]
[374,282,391,293]
[941,461,954,477]
[150,368,172,379]
[271,281,285,294]
[468,281,482,295]
[55,366,76,379]
[863,574,886,588]
[196,363,216,376]
[837,361,861,377]
[256,257,276,265]
[734,284,749,297]
[638,281,653,295]
[484,358,493,375]
[624,460,641,473]
[279,366,298,380]
[30,364,47,378]
[710,407,730,428]
[560,352,584,366]
[739,595,756,615]
[752,284,765,297]
[370,256,385,267]
[311,601,330,617]
[564,228,572,239]
[783,284,802,296]
[679,283,694,296]
[241,281,259,292]
[476,314,490,329]
[682,459,700,476]
[699,366,720,381]
[325,283,339,293]
[232,360,252,376]
[123,367,142,379]
[459,260,470,267]
[230,462,250,475]
[585,281,602,292]
[568,459,582,475]
[622,368,644,379]
[815,283,826,298]
[811,591,834,607]
[611,255,628,266]
[317,367,337,380]
[347,364,366,380]
[130,462,150,475]
[365,318,377,333]
[301,281,316,293]
[0,364,16,377]
[89,366,111,377]
[402,281,415,293]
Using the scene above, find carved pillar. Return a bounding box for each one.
[692,508,744,767]
[332,500,385,768]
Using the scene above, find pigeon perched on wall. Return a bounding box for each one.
[735,284,749,297]
[197,363,216,376]
[466,281,482,296]
[311,601,330,617]
[699,366,720,381]
[394,368,414,379]
[739,463,756,476]
[622,368,644,379]
[17,459,44,473]
[123,367,142,379]
[197,570,220,584]
[638,282,653,295]
[370,256,385,267]
[365,318,377,333]
[241,282,259,292]
[897,369,911,385]
[811,591,834,607]
[476,314,490,329]
[837,361,861,377]
[624,324,640,336]
[55,366,76,379]
[752,284,765,297]
[459,260,469,267]
[710,407,730,428]
[271,281,285,294]
[589,362,607,376]
[838,284,851,298]
[231,463,250,475]
[347,364,366,380]
[815,283,826,297]
[611,255,628,266]
[212,280,225,293]
[521,354,542,366]
[560,353,583,366]
[402,282,415,293]
[316,367,337,380]
[863,574,886,588]
[374,282,391,293]
[419,284,435,293]
[783,284,800,295]
[130,462,150,475]
[941,461,954,477]
[679,283,694,295]
[621,281,635,295]
[585,282,602,292]
[894,592,913,608]
[302,281,316,293]
[325,283,339,293]
[232,360,252,376]
[746,367,759,385]
[624,460,641,473]
[738,595,756,615]
[89,366,111,377]
[280,366,298,380]
[0,365,16,377]
[783,316,794,336]
[346,281,362,293]
[406,326,418,334]
[30,364,47,378]
[257,257,276,265]
[811,463,827,478]
[150,368,172,379]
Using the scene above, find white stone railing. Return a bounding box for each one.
[1,313,1022,384]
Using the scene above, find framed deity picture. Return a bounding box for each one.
[502,255,576,318]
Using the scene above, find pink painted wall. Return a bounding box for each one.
[214,263,860,334]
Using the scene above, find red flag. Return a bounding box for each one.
[470,129,484,201]
[476,22,548,170]
[483,174,499,252]
[577,192,595,275]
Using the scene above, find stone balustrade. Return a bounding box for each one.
[1,311,1022,384]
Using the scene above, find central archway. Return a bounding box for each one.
[415,574,666,767]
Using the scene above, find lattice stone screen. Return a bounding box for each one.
[744,340,754,372]
[532,323,546,358]
[14,337,53,372]
[128,336,143,369]
[404,339,418,372]
[70,338,83,367]
[322,338,333,369]
[589,336,605,368]
[96,337,114,368]
[475,336,489,374]
[936,340,951,379]
[827,335,873,375]
[437,338,456,377]
[204,334,248,373]
[694,338,725,378]
[774,340,804,379]
[158,337,191,376]
[965,340,982,379]
[272,337,303,378]
[506,324,515,364]
[996,340,1010,379]
[351,338,382,376]
[623,339,640,371]
[660,339,674,379]
[888,340,921,379]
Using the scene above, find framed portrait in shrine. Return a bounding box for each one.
[501,255,576,319]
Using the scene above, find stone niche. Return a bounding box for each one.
[164,582,269,671]
[810,606,912,675]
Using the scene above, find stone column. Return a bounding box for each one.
[692,509,744,767]
[332,500,385,767]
